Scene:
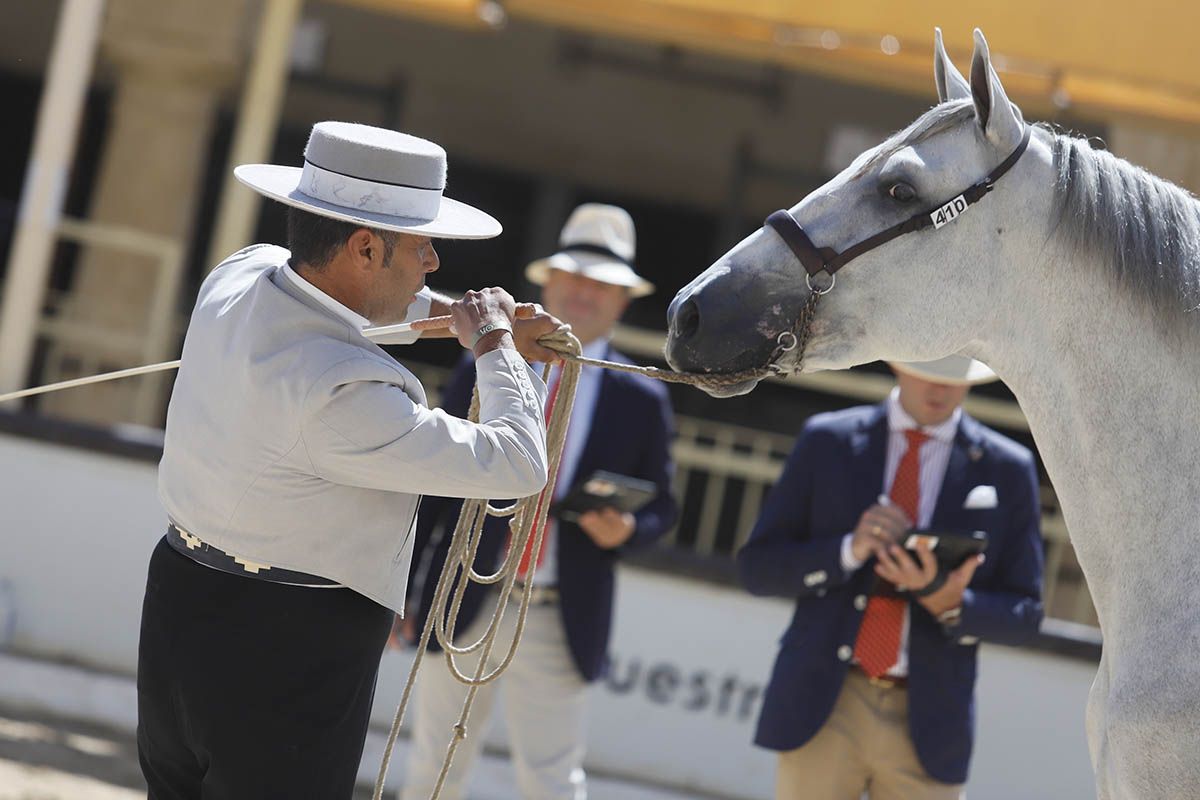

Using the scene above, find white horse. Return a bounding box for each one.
[665,28,1200,800]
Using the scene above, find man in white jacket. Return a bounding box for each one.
[139,121,561,799]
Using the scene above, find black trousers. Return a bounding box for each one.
[137,536,393,799]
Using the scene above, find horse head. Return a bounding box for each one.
[666,29,1045,397]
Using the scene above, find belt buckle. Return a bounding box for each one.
[868,674,899,689]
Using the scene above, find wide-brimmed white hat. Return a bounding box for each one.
[234,121,501,239]
[888,355,998,386]
[525,204,654,297]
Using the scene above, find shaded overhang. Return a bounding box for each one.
[336,0,1200,129]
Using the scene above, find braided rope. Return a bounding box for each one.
[372,294,819,799]
[0,293,820,800]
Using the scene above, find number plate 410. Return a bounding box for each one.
[931,195,968,229]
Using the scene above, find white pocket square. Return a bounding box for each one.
[963,485,998,509]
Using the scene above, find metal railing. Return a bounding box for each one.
[606,324,1099,628]
[21,255,1099,627]
[35,218,186,424]
[665,412,1097,627]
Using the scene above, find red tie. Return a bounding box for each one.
[853,429,928,678]
[515,367,564,578]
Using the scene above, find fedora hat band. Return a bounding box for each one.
[299,159,443,220]
[559,243,633,266]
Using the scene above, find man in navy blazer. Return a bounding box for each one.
[738,356,1044,799]
[401,204,678,800]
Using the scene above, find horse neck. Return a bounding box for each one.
[977,248,1200,633]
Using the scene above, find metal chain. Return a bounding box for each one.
[561,290,821,388]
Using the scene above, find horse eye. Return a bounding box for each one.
[887,182,918,203]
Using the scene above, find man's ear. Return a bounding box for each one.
[346,227,377,267]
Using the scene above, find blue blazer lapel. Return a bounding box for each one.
[931,413,985,528]
[851,404,889,512]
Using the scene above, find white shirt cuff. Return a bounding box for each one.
[840,533,865,573]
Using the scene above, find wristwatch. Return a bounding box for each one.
[937,606,963,627]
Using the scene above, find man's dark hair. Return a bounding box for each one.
[286,206,397,270]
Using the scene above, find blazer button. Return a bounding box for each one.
[854,594,867,611]
[837,645,852,662]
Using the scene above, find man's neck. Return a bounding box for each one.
[292,260,366,317]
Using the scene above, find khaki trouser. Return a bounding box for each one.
[775,670,965,800]
[401,595,589,800]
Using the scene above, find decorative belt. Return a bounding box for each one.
[851,665,908,690]
[166,525,340,588]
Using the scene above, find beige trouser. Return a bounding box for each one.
[400,594,589,800]
[775,670,965,800]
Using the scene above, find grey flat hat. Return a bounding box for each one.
[888,355,998,386]
[234,121,501,239]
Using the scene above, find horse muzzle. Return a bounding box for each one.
[665,265,804,382]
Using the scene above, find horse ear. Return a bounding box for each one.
[933,28,970,103]
[969,28,1025,147]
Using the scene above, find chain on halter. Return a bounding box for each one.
[560,290,822,391]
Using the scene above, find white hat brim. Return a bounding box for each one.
[234,164,501,240]
[526,252,654,298]
[888,357,998,386]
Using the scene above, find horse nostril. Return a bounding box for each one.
[673,298,701,342]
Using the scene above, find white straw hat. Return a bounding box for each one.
[525,204,654,297]
[888,355,998,386]
[234,121,501,239]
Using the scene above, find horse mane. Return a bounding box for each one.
[1045,128,1200,316]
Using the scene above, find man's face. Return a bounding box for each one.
[894,371,970,427]
[540,270,631,345]
[363,232,439,324]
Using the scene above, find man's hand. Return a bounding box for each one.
[578,507,636,549]
[450,288,517,355]
[916,554,985,617]
[851,502,911,562]
[875,541,985,617]
[387,608,416,649]
[875,539,937,594]
[512,303,567,363]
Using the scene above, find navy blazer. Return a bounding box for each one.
[737,403,1044,784]
[408,346,678,682]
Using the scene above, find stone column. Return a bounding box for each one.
[43,0,253,426]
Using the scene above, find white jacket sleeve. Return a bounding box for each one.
[301,348,548,499]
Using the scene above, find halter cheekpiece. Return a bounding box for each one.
[766,125,1032,291]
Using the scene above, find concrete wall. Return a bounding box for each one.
[0,431,1096,798]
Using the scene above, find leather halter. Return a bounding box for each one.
[766,126,1032,290]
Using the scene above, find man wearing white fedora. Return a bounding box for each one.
[738,355,1044,798]
[137,121,565,799]
[401,204,677,800]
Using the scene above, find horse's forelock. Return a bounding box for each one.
[848,101,976,181]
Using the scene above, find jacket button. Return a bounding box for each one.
[837,645,852,662]
[854,594,867,611]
